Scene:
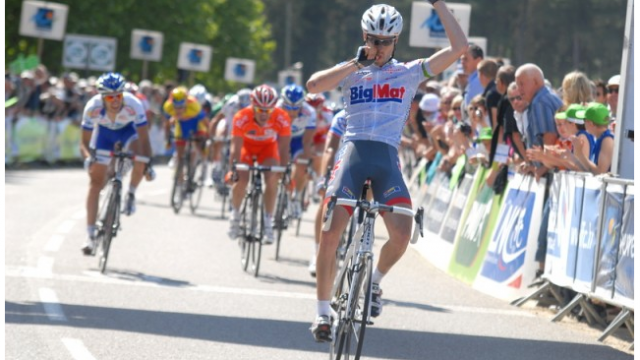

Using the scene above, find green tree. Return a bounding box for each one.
[5,0,276,94]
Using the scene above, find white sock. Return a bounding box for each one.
[317,300,331,317]
[231,208,240,220]
[264,213,274,227]
[372,268,385,285]
[87,225,96,238]
[128,186,136,195]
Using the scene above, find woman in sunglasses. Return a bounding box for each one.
[226,84,292,245]
[306,0,468,342]
[79,72,152,255]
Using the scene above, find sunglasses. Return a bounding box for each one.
[254,107,274,115]
[103,93,123,102]
[366,36,396,47]
[608,87,619,94]
[508,95,523,102]
[283,104,301,111]
[452,107,461,111]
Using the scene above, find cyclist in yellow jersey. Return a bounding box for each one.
[163,87,209,178]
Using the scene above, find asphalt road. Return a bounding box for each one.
[5,165,633,360]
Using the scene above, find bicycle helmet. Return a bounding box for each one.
[96,72,126,94]
[189,84,209,105]
[237,88,252,108]
[124,81,138,94]
[361,4,403,36]
[305,93,325,108]
[171,86,188,107]
[250,84,278,108]
[281,85,305,106]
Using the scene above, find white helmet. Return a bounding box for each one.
[189,84,209,105]
[361,4,403,37]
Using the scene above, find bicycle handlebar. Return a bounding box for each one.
[95,149,150,164]
[233,163,289,173]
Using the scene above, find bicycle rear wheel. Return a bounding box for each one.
[274,184,289,261]
[189,159,205,213]
[98,183,120,274]
[295,186,307,236]
[331,254,372,360]
[249,192,263,277]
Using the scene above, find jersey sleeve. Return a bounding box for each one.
[163,100,174,118]
[81,95,101,131]
[125,94,148,127]
[329,110,346,137]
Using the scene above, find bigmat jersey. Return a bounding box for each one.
[82,92,147,131]
[339,58,431,148]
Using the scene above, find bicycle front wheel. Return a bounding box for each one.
[189,159,205,213]
[239,194,252,271]
[274,184,288,261]
[98,183,120,274]
[171,158,187,214]
[249,192,264,277]
[332,254,372,360]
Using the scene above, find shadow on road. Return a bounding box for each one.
[5,301,632,359]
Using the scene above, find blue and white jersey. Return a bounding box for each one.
[276,100,316,138]
[329,109,347,138]
[339,58,432,148]
[81,92,147,131]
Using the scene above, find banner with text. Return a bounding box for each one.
[63,34,117,72]
[593,183,624,300]
[572,176,602,293]
[613,185,634,308]
[545,172,577,287]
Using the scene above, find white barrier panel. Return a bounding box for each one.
[566,174,586,283]
[425,173,454,234]
[613,185,634,309]
[544,172,577,287]
[473,174,545,301]
[593,182,625,301]
[572,176,602,294]
[439,174,474,243]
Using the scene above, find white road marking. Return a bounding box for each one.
[37,257,54,276]
[9,266,534,318]
[62,338,97,360]
[44,234,65,252]
[38,288,67,322]
[56,220,76,234]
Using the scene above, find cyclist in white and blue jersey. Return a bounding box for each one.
[278,84,317,219]
[80,72,152,255]
[306,1,468,342]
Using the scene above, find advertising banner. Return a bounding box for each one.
[177,43,213,72]
[224,57,256,84]
[19,1,68,41]
[440,174,473,243]
[593,183,624,300]
[57,120,81,160]
[474,174,546,301]
[448,182,494,284]
[544,172,576,287]
[14,116,48,162]
[425,177,454,234]
[130,29,163,62]
[573,176,602,293]
[566,174,585,282]
[613,185,634,308]
[409,2,471,48]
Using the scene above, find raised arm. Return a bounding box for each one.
[425,1,469,75]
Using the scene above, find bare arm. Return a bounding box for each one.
[229,136,243,168]
[307,61,360,94]
[278,135,291,167]
[135,124,152,157]
[425,1,469,75]
[80,129,93,159]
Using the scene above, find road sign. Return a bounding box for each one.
[63,34,117,72]
[19,1,68,41]
[177,43,213,72]
[409,2,471,48]
[130,29,164,62]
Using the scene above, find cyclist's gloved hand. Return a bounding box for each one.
[225,171,238,183]
[354,46,375,68]
[84,157,95,172]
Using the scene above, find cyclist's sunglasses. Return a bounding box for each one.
[283,104,301,111]
[366,36,396,47]
[103,93,123,102]
[254,106,274,115]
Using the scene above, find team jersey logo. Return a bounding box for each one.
[383,186,401,198]
[349,84,406,105]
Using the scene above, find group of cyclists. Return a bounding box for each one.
[79,0,466,346]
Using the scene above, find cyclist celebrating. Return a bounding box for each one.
[277,84,317,219]
[210,88,252,185]
[226,84,292,245]
[163,86,209,186]
[307,1,467,342]
[80,72,152,255]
